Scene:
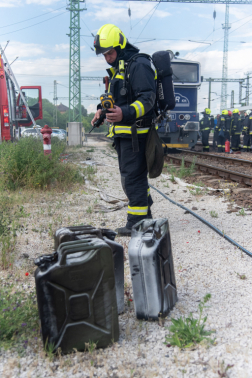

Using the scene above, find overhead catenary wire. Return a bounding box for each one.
[185,11,252,59]
[189,15,252,59]
[149,184,252,258]
[134,2,161,43]
[0,5,66,30]
[0,11,67,37]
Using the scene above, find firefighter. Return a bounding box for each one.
[224,110,232,149]
[91,24,156,236]
[230,109,241,152]
[213,114,220,151]
[242,110,252,152]
[200,108,214,152]
[216,110,228,152]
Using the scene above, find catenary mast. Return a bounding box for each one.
[67,0,86,122]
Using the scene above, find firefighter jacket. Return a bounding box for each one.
[105,43,156,138]
[200,114,214,131]
[242,115,252,135]
[231,114,242,135]
[216,115,231,133]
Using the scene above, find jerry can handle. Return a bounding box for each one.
[59,242,97,265]
[141,229,155,243]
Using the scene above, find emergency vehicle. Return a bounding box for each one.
[0,45,43,141]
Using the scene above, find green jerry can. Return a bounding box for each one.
[34,238,119,354]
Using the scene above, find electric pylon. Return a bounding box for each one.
[220,4,231,111]
[67,0,86,122]
[53,80,57,128]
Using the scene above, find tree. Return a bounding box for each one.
[38,98,107,132]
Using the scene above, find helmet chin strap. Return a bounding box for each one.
[108,46,122,67]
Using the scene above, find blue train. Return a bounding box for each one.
[158,53,201,149]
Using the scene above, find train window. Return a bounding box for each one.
[171,63,198,83]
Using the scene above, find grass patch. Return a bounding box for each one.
[210,210,218,218]
[237,208,246,216]
[165,294,215,349]
[0,283,39,351]
[166,157,196,179]
[0,137,82,191]
[189,187,204,196]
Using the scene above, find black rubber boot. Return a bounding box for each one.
[147,208,153,219]
[115,226,132,237]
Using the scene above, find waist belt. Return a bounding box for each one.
[136,118,153,128]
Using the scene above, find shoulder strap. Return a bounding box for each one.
[125,53,157,112]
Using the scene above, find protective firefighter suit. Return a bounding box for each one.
[242,112,252,152]
[230,110,242,151]
[200,109,214,152]
[94,25,156,233]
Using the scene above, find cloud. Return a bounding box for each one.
[1,41,45,60]
[87,103,97,114]
[197,13,212,21]
[26,0,61,4]
[55,44,69,52]
[0,0,21,7]
[87,0,170,23]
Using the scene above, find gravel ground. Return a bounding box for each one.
[1,139,252,378]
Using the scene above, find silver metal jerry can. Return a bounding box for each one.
[128,218,177,320]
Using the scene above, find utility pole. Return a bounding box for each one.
[239,81,243,104]
[208,79,211,109]
[245,73,250,106]
[67,0,86,122]
[231,90,234,108]
[53,80,57,128]
[220,4,231,111]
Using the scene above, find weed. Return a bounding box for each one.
[0,285,39,350]
[48,223,53,238]
[171,174,176,183]
[189,187,203,196]
[177,157,196,178]
[86,340,97,354]
[210,210,218,218]
[235,272,246,280]
[86,148,94,153]
[217,360,234,377]
[0,137,82,191]
[194,181,204,187]
[86,206,93,214]
[0,234,16,269]
[44,339,55,361]
[237,208,246,216]
[164,294,215,348]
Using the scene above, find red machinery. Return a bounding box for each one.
[0,48,43,141]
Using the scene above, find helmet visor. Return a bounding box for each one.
[94,34,113,55]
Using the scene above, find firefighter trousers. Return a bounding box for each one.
[243,134,251,152]
[113,136,153,229]
[213,131,218,151]
[231,134,240,151]
[217,135,225,152]
[201,130,210,152]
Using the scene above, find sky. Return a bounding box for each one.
[1,0,252,116]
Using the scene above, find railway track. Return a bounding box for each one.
[178,149,252,168]
[165,153,252,186]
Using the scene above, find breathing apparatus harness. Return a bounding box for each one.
[118,51,175,152]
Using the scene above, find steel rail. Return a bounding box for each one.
[177,149,252,168]
[166,154,252,186]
